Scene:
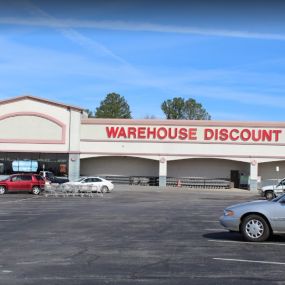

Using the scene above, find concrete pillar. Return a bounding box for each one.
[159,157,167,187]
[68,153,80,181]
[67,108,81,182]
[250,160,258,192]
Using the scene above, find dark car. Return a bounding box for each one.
[0,174,45,195]
[39,171,69,184]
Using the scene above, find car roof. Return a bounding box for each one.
[11,173,35,175]
[82,176,102,179]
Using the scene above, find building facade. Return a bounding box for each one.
[1,95,285,191]
[0,96,81,181]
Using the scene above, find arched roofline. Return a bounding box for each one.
[0,111,66,144]
[80,154,158,162]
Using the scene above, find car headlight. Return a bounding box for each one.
[224,209,235,216]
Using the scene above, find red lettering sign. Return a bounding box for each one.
[106,126,282,143]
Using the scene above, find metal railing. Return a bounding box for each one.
[103,175,231,189]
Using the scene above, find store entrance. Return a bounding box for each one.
[230,170,240,188]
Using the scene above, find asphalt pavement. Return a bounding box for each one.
[0,187,284,285]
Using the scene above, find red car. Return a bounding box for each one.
[0,174,45,195]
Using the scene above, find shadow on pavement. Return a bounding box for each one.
[203,232,285,243]
[204,231,243,241]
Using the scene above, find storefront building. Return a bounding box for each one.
[0,96,81,181]
[1,95,285,191]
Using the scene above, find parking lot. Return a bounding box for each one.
[0,186,284,285]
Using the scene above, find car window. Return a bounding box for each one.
[35,175,44,181]
[92,178,102,182]
[11,175,21,182]
[84,178,92,183]
[21,175,32,181]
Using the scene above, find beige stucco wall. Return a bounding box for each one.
[80,120,285,164]
[80,140,285,163]
[80,156,250,180]
[69,110,81,152]
[0,98,81,153]
[0,115,62,140]
[168,158,249,179]
[259,161,285,180]
[80,119,285,183]
[80,156,158,176]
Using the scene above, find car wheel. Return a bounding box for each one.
[265,191,274,200]
[0,186,6,195]
[101,186,109,193]
[32,186,41,195]
[241,214,270,242]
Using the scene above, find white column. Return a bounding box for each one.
[68,154,80,181]
[250,160,258,191]
[68,109,81,182]
[159,157,167,187]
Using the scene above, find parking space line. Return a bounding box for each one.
[0,213,42,216]
[208,239,285,246]
[0,220,16,222]
[14,214,42,216]
[0,197,39,204]
[213,258,285,265]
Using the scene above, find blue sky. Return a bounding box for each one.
[0,0,285,121]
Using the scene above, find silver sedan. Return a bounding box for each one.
[220,194,285,242]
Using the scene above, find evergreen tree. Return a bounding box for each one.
[161,97,211,120]
[95,93,132,118]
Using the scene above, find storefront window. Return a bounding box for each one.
[0,152,68,176]
[0,163,4,174]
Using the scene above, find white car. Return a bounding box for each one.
[63,177,114,193]
[260,178,285,200]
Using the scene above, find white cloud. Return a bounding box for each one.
[17,1,131,66]
[1,16,285,41]
[0,34,283,112]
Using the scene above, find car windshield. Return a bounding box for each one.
[75,177,86,182]
[272,193,285,202]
